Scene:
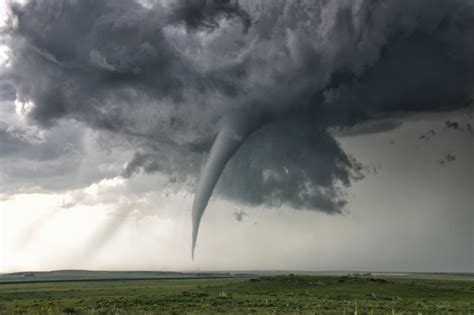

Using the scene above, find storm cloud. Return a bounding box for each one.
[2,0,473,216]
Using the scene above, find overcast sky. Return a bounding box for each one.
[0,0,473,273]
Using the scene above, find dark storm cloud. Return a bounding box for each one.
[121,152,158,179]
[217,119,364,213]
[121,150,203,186]
[2,0,474,213]
[332,119,403,137]
[5,0,188,126]
[170,0,251,32]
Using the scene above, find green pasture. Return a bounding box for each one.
[0,275,473,314]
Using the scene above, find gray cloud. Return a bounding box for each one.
[1,0,473,214]
[170,0,251,32]
[331,119,403,137]
[439,152,457,166]
[0,104,132,194]
[0,121,80,160]
[0,83,15,101]
[233,210,247,222]
[217,119,364,213]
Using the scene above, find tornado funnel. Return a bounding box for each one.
[191,110,267,259]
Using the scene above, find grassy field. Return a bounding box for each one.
[0,275,473,314]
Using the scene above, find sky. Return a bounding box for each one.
[0,0,473,273]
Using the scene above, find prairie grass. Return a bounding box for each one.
[0,275,472,314]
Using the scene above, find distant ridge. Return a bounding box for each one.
[1,270,472,284]
[0,270,256,284]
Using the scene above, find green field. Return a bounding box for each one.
[0,275,473,314]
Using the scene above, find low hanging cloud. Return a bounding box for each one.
[1,0,473,217]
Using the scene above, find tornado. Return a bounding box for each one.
[191,110,267,259]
